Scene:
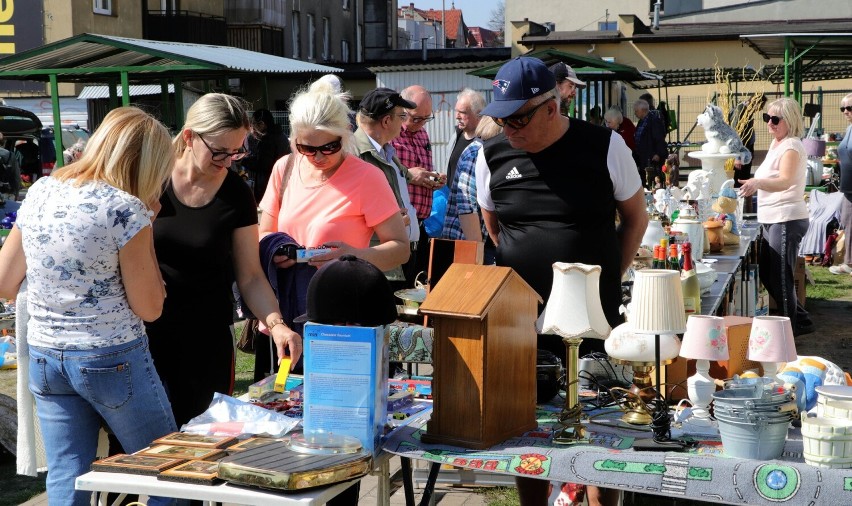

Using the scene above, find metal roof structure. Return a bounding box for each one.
[740,33,852,98]
[0,33,341,166]
[467,48,661,88]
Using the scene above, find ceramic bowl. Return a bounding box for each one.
[394,288,426,310]
[694,261,718,290]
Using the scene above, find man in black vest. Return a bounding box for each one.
[475,56,647,506]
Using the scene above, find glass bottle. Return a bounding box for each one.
[681,242,701,315]
[668,244,680,272]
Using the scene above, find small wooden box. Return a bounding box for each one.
[419,264,541,449]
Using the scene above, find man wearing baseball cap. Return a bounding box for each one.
[475,56,647,505]
[549,61,586,114]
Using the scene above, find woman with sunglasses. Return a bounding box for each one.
[828,93,852,276]
[738,97,813,336]
[145,93,302,428]
[256,79,408,372]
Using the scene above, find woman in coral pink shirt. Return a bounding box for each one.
[259,80,409,270]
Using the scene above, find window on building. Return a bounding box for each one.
[292,11,301,58]
[322,18,331,60]
[93,0,112,15]
[160,0,178,11]
[341,40,350,63]
[307,13,315,60]
[598,21,617,31]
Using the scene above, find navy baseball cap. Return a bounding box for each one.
[481,57,556,119]
[359,88,416,118]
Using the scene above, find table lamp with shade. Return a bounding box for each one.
[626,270,686,441]
[679,315,729,425]
[536,263,611,444]
[748,316,797,379]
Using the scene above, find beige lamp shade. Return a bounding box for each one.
[748,316,797,363]
[631,269,687,334]
[680,315,730,361]
[535,263,611,340]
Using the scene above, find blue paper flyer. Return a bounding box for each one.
[303,324,389,454]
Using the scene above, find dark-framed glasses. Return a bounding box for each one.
[494,98,554,129]
[762,113,783,125]
[195,132,247,161]
[408,115,434,124]
[841,106,852,113]
[295,138,343,156]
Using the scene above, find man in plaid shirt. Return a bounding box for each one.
[392,85,446,284]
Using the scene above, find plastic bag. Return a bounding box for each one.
[0,335,17,369]
[181,392,300,438]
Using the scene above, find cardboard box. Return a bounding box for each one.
[767,257,806,310]
[302,324,389,455]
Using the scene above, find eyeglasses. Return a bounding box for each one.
[762,113,783,125]
[841,106,852,113]
[408,115,434,124]
[295,138,343,156]
[494,98,554,129]
[195,132,247,161]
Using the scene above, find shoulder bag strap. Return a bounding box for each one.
[279,152,297,208]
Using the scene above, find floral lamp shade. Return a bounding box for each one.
[680,315,729,361]
[631,269,687,335]
[748,316,797,363]
[536,263,611,340]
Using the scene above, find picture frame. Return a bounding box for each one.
[152,432,237,449]
[90,454,185,475]
[227,437,283,452]
[158,459,221,485]
[138,444,226,461]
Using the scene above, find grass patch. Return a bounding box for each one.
[234,320,256,397]
[0,449,46,506]
[806,264,852,301]
[477,486,520,505]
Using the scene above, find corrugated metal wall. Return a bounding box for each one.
[374,68,493,175]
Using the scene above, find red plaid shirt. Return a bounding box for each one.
[392,127,433,220]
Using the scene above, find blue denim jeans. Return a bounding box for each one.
[29,337,177,506]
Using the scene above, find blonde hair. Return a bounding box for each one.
[842,93,852,106]
[174,93,250,155]
[289,79,355,155]
[52,107,173,205]
[475,115,502,140]
[767,97,804,138]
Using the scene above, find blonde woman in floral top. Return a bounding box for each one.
[0,107,178,506]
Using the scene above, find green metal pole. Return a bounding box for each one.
[784,37,790,97]
[50,74,64,167]
[161,79,172,130]
[108,79,119,110]
[174,78,185,128]
[120,71,130,106]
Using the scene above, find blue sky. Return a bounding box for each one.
[406,0,499,29]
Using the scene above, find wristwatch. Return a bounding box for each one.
[267,318,287,330]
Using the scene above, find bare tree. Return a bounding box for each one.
[488,0,505,46]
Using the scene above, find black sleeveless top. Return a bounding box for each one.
[483,120,623,327]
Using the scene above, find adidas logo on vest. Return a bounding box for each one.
[505,167,522,179]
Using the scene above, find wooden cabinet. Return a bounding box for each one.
[419,264,541,449]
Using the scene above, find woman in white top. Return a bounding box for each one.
[738,97,812,336]
[0,107,178,506]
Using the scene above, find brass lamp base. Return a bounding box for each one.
[554,336,587,445]
[614,359,673,426]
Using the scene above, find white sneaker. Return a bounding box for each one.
[829,264,852,275]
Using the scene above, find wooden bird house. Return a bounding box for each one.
[419,264,541,449]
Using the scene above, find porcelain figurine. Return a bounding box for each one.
[696,104,752,164]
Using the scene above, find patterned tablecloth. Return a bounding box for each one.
[382,405,852,506]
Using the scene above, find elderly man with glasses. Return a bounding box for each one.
[473,57,647,506]
[392,84,446,286]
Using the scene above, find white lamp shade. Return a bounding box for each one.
[680,315,730,361]
[748,316,797,363]
[605,321,681,362]
[536,263,611,340]
[631,269,687,334]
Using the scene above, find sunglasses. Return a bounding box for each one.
[195,132,248,161]
[841,106,852,113]
[295,138,343,156]
[494,98,554,129]
[762,113,783,125]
